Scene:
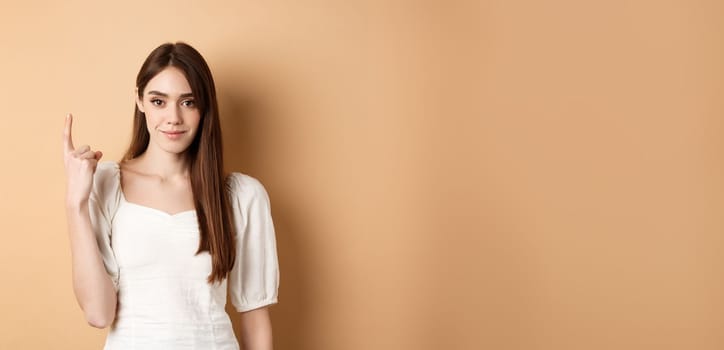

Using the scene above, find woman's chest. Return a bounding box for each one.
[111,201,212,279]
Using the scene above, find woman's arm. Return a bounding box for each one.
[63,113,117,328]
[239,306,273,350]
[66,202,118,328]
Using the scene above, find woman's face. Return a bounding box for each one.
[136,66,201,156]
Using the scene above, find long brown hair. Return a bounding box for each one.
[122,42,236,284]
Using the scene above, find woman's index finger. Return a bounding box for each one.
[64,113,74,153]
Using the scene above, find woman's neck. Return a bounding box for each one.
[131,147,191,180]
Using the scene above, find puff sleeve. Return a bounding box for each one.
[88,161,122,292]
[226,173,280,312]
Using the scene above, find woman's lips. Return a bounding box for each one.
[161,130,186,140]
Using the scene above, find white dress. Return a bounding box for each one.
[89,161,279,350]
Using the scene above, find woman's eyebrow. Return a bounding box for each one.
[147,90,194,97]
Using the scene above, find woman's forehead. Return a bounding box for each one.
[143,66,193,97]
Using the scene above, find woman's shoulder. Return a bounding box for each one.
[96,160,121,173]
[226,171,266,192]
[90,161,122,210]
[92,160,120,191]
[225,172,270,202]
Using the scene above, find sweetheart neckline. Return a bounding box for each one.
[119,192,196,218]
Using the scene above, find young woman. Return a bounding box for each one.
[62,42,279,349]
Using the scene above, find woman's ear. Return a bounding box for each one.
[135,87,145,113]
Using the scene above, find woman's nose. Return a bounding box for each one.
[166,105,182,124]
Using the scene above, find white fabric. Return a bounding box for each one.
[88,161,279,349]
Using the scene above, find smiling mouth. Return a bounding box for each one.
[161,131,186,134]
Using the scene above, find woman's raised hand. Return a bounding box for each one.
[63,114,104,207]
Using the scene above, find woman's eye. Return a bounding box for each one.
[150,99,164,106]
[182,100,196,107]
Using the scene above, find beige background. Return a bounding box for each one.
[1,0,723,349]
